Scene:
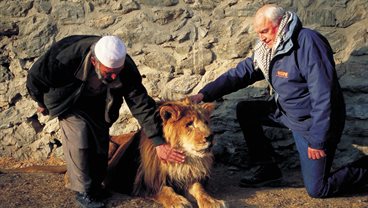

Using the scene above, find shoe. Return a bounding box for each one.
[92,186,112,200]
[75,192,105,208]
[239,164,282,188]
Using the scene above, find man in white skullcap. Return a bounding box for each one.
[27,35,185,208]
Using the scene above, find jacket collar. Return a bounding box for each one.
[274,12,302,56]
[75,50,92,81]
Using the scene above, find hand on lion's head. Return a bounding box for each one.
[159,98,215,158]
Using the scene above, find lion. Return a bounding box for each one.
[105,98,227,208]
[1,98,226,208]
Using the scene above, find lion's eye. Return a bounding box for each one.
[186,121,194,128]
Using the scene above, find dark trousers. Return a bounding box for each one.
[236,99,285,165]
[293,132,367,197]
[236,99,368,197]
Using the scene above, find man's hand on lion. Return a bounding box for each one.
[156,144,185,163]
[189,93,204,104]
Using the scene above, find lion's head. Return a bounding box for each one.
[159,98,215,158]
[131,98,225,206]
[132,98,216,197]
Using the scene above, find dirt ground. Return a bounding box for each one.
[0,157,367,208]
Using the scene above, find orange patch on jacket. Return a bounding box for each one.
[276,70,288,78]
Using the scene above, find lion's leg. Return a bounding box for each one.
[154,186,193,208]
[188,182,227,208]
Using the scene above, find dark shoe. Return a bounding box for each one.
[76,192,105,208]
[239,164,282,188]
[93,186,112,200]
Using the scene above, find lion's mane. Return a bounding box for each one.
[133,99,214,196]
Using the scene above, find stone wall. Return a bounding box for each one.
[0,0,367,169]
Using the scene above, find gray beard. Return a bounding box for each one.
[94,67,112,85]
[94,67,123,88]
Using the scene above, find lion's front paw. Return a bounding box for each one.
[155,189,193,208]
[169,195,193,208]
[197,196,227,208]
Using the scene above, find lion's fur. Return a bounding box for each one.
[127,98,226,207]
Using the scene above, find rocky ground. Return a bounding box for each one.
[0,157,367,208]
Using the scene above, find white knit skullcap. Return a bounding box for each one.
[94,36,126,68]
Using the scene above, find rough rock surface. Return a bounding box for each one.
[0,0,367,171]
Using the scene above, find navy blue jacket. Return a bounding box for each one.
[199,13,345,149]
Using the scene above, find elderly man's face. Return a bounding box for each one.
[97,64,122,81]
[91,56,123,84]
[254,17,279,48]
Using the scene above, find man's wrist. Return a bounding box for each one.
[151,136,166,147]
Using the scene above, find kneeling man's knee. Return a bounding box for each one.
[236,102,253,120]
[305,184,328,198]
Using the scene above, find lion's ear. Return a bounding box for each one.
[200,102,215,119]
[182,97,192,105]
[159,105,180,123]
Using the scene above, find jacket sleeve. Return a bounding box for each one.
[199,57,264,102]
[122,58,165,146]
[298,30,336,149]
[26,35,98,108]
[26,56,50,108]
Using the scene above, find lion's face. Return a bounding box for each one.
[159,98,215,158]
